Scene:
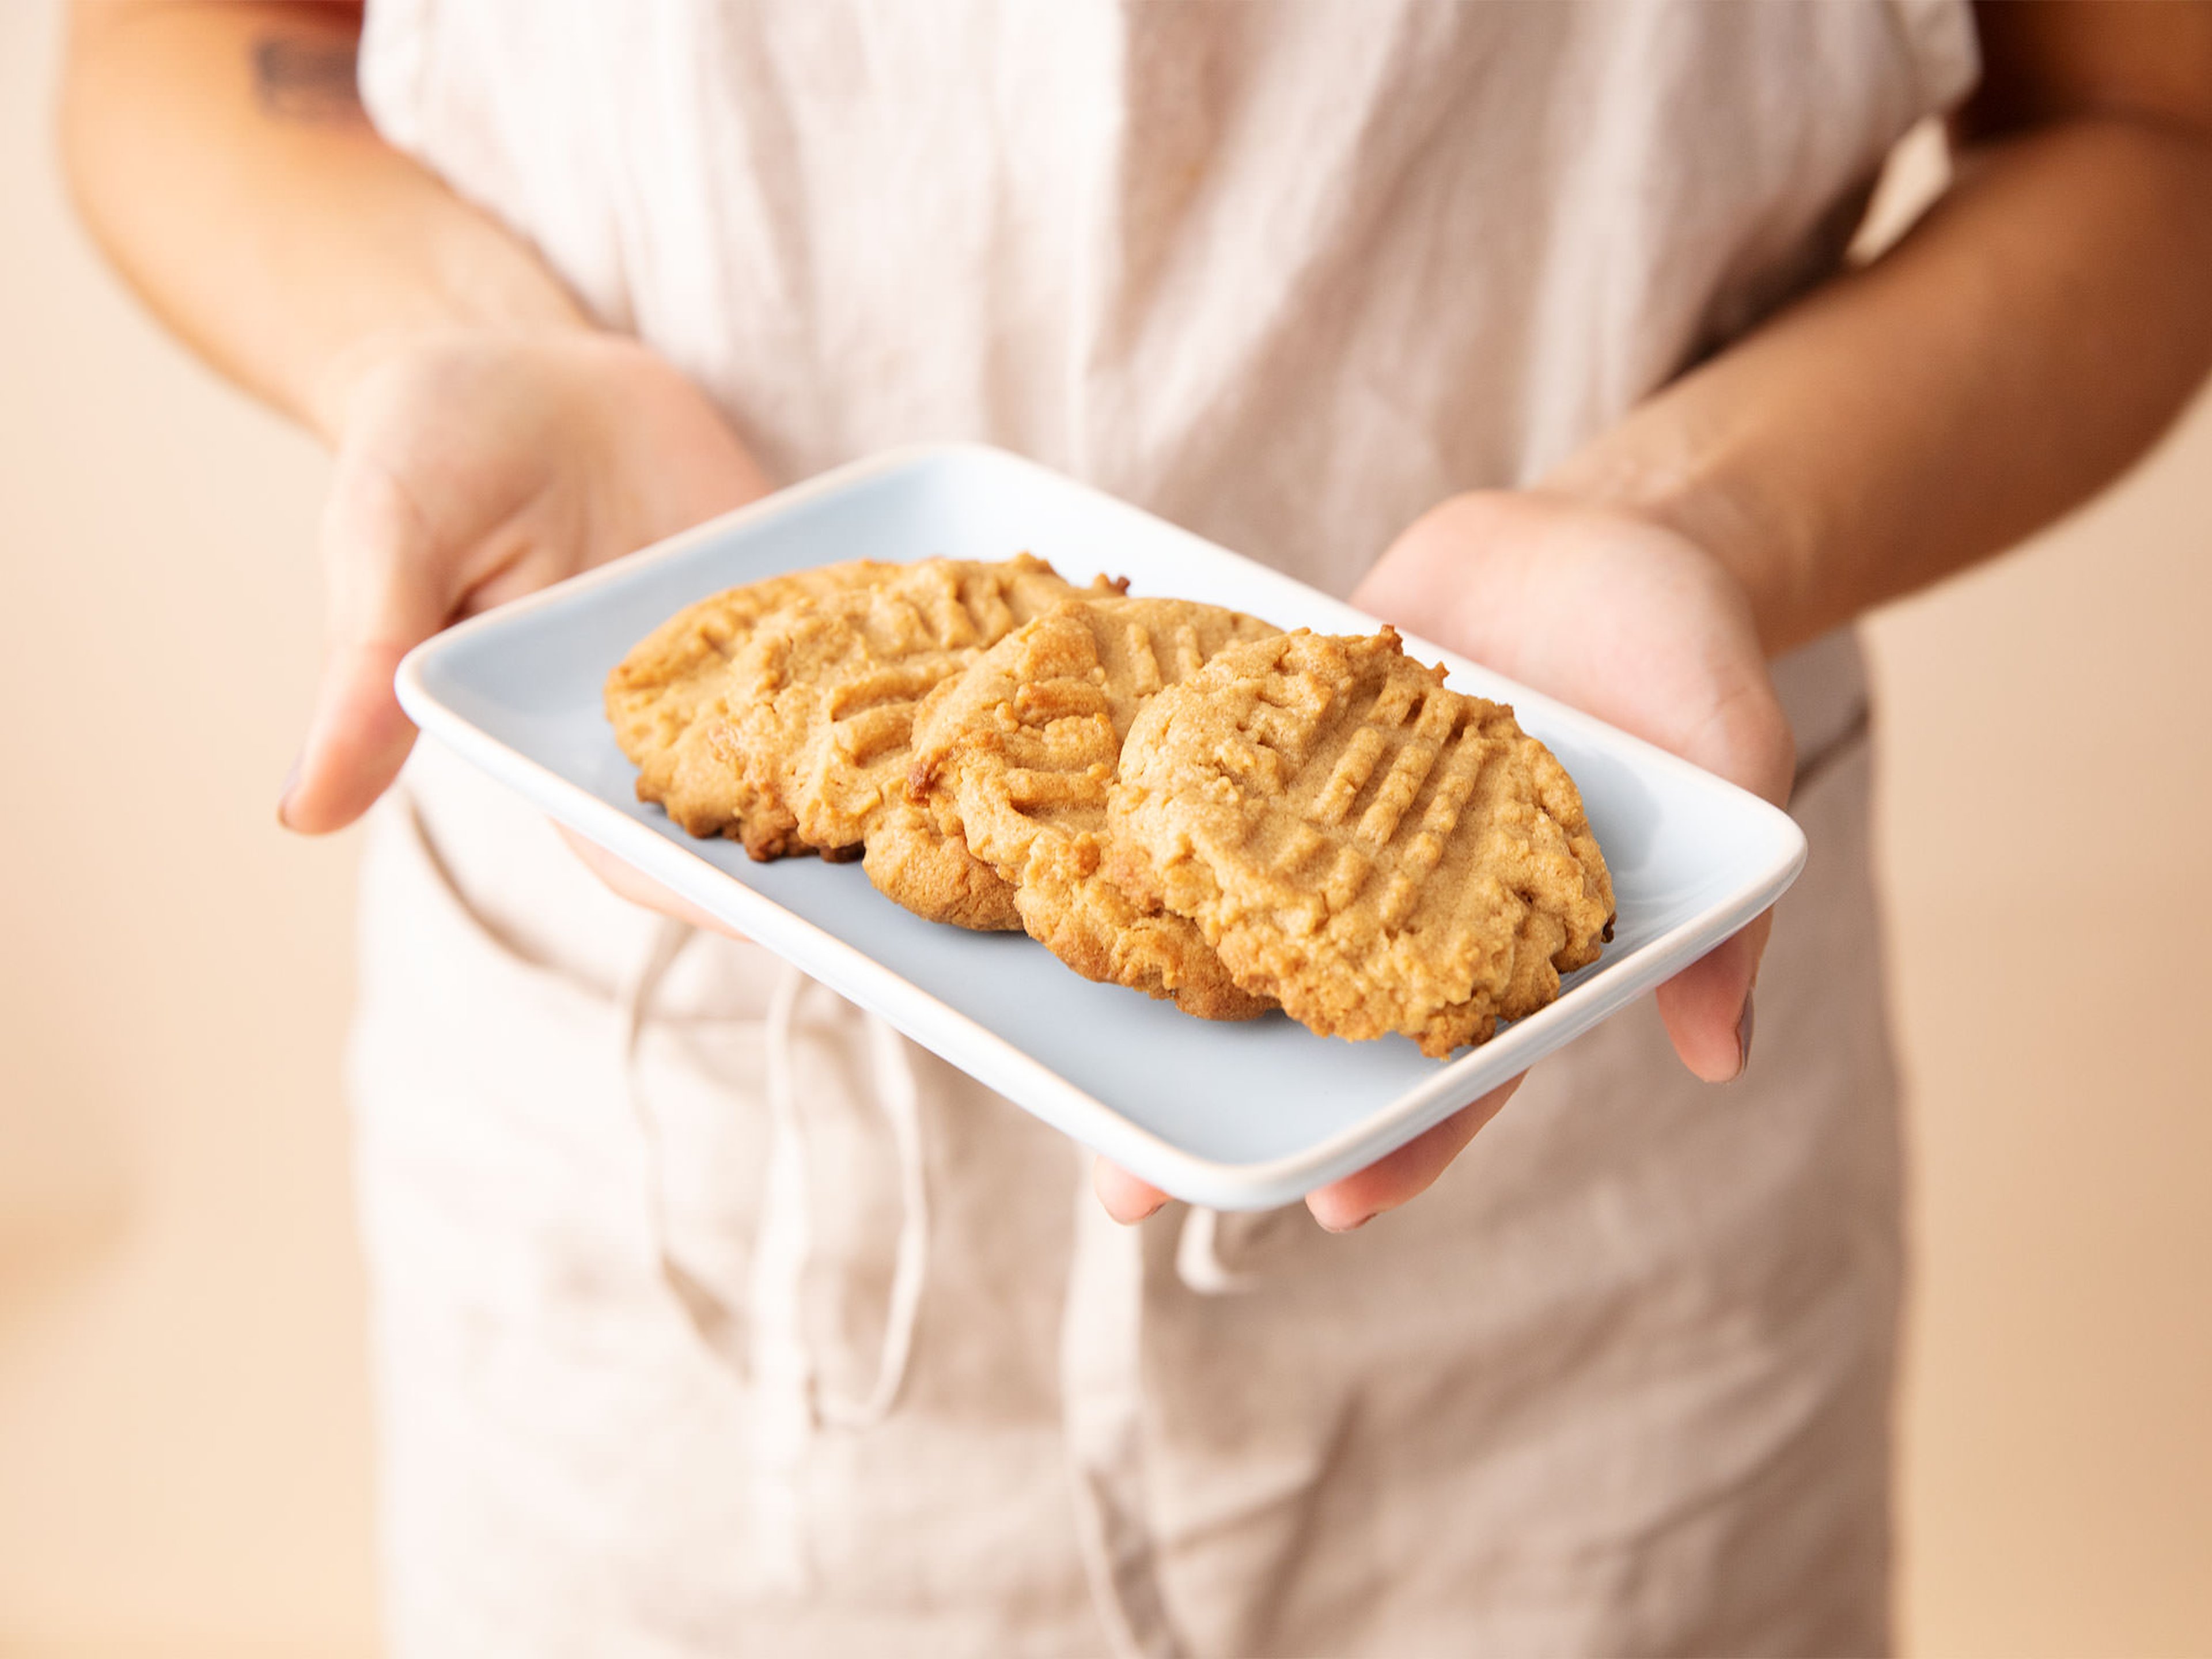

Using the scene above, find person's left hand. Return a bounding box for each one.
[1093,489,1796,1232]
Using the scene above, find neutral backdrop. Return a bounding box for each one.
[3,2,2207,1654]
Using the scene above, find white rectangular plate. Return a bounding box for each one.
[397,444,1804,1211]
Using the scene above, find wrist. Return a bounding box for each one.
[306,317,599,446]
[1538,415,1817,657]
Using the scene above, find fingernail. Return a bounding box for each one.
[1322,1209,1378,1234]
[1735,989,1756,1077]
[276,755,302,830]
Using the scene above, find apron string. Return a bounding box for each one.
[620,916,752,1368]
[1061,1187,1184,1659]
[621,922,930,1435]
[748,959,815,1586]
[1174,1205,1261,1297]
[816,1012,930,1429]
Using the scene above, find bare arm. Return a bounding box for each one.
[62,1,588,437]
[1546,0,2212,656]
[62,6,770,844]
[62,1,767,840]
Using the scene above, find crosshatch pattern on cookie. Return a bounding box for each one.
[605,560,897,834]
[1109,629,1615,1056]
[707,555,1112,860]
[1231,659,1540,933]
[900,597,1279,1020]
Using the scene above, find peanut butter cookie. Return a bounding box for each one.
[903,597,1279,1020]
[606,560,893,838]
[1107,628,1614,1056]
[714,556,1119,928]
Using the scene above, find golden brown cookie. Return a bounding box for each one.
[607,556,1106,922]
[1106,628,1614,1056]
[713,556,1120,929]
[903,597,1281,1020]
[605,560,894,839]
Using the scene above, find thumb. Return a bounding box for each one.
[279,459,452,835]
[279,639,422,833]
[1653,909,1772,1082]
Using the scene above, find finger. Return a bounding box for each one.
[1093,1159,1171,1225]
[279,638,421,833]
[555,824,751,941]
[1305,1073,1527,1233]
[282,459,451,835]
[1653,910,1772,1083]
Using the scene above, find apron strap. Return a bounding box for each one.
[623,922,933,1586]
[1062,1193,1184,1659]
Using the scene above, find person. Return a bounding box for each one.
[60,1,2212,1652]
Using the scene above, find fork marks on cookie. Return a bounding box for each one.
[1108,628,1615,1056]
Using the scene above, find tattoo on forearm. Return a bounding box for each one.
[252,35,365,124]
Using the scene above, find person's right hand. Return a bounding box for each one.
[279,325,772,836]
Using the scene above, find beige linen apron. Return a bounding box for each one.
[351,3,1975,1652]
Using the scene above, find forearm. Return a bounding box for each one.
[60,0,588,441]
[1550,115,2212,657]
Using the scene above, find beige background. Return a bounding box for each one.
[3,1,2209,1653]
